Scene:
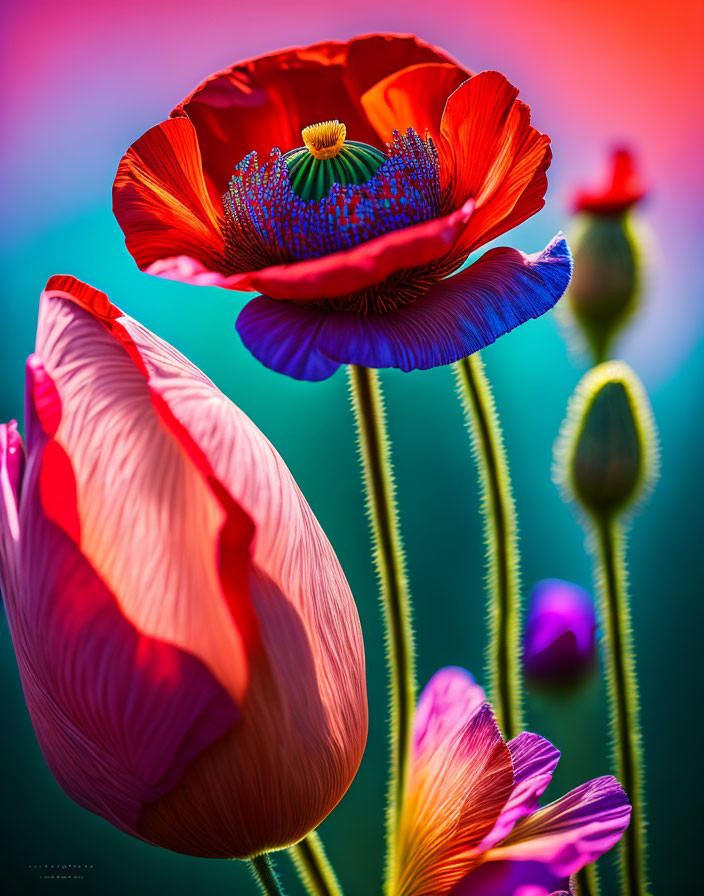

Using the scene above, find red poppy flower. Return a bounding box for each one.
[573,148,646,215]
[113,34,571,381]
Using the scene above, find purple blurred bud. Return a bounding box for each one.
[523,579,597,685]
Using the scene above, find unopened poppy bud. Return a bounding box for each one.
[555,361,658,520]
[565,150,647,362]
[523,579,597,686]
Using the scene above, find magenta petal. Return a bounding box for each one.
[236,234,571,380]
[413,666,486,757]
[486,776,631,877]
[451,860,568,896]
[479,733,561,851]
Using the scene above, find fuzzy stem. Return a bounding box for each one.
[574,862,601,896]
[250,854,285,896]
[455,353,523,739]
[289,832,344,896]
[348,365,415,888]
[593,516,649,896]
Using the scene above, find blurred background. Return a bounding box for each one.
[1,0,702,891]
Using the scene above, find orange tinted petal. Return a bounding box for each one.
[361,62,470,143]
[439,72,551,250]
[113,117,225,273]
[396,701,513,896]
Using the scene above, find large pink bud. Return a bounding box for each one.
[0,276,367,858]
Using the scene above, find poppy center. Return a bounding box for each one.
[284,120,387,201]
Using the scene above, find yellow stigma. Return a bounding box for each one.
[301,120,347,160]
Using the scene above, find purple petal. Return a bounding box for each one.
[479,733,561,851]
[485,776,631,877]
[451,860,569,896]
[523,579,597,683]
[235,297,341,381]
[413,666,486,757]
[236,234,572,380]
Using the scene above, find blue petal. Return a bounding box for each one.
[236,234,572,381]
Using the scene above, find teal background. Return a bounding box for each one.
[1,1,702,893]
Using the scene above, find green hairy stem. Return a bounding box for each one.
[289,831,344,896]
[250,854,285,896]
[574,862,601,896]
[593,517,649,896]
[455,353,523,740]
[348,365,416,889]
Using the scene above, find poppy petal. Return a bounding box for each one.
[9,392,237,838]
[360,62,470,143]
[573,149,646,214]
[173,34,461,197]
[236,234,571,379]
[0,421,24,606]
[439,72,551,249]
[452,860,569,896]
[413,667,486,758]
[485,776,631,877]
[35,276,367,859]
[198,198,475,299]
[113,117,225,274]
[396,702,514,896]
[35,281,254,705]
[478,733,561,851]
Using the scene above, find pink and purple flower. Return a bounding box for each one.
[392,667,630,895]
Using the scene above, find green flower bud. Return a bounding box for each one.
[566,212,643,363]
[555,361,658,519]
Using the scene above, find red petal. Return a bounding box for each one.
[172,34,460,197]
[573,148,646,214]
[113,117,225,273]
[195,198,474,299]
[361,62,471,143]
[439,72,551,250]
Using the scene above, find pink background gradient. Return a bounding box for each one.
[2,0,702,376]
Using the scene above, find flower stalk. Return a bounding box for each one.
[289,831,344,896]
[455,353,523,740]
[592,517,648,896]
[348,364,416,886]
[554,361,657,896]
[250,854,286,896]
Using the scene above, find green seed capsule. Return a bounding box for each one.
[555,361,658,520]
[565,213,644,364]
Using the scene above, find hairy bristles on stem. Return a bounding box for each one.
[289,831,345,896]
[554,360,658,896]
[250,854,286,896]
[347,365,416,896]
[454,353,524,740]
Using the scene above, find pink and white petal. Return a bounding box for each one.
[41,276,367,780]
[35,282,254,706]
[485,776,631,877]
[9,400,238,837]
[478,733,561,852]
